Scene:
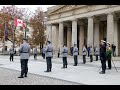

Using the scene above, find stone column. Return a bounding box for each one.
[114,20,118,56]
[47,24,52,42]
[79,22,84,56]
[67,25,72,55]
[72,19,77,46]
[107,12,114,44]
[87,16,94,48]
[94,20,100,47]
[56,25,59,55]
[52,25,56,55]
[59,22,64,54]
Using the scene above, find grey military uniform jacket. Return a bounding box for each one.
[45,44,53,57]
[42,47,46,54]
[9,48,14,54]
[34,48,38,54]
[95,47,99,55]
[62,46,68,57]
[73,46,78,56]
[82,47,87,55]
[19,42,31,59]
[89,48,93,55]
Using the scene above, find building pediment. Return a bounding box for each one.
[48,5,86,15]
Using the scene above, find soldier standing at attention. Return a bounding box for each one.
[18,38,31,78]
[82,45,87,64]
[73,44,78,66]
[89,46,93,62]
[44,41,53,72]
[62,44,68,68]
[95,46,99,61]
[34,46,38,60]
[9,45,14,62]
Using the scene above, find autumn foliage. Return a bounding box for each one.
[29,7,46,54]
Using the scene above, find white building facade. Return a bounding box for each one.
[46,5,120,56]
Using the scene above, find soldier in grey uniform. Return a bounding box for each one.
[9,45,14,62]
[95,46,99,61]
[34,46,38,60]
[82,45,87,64]
[18,38,31,78]
[62,44,68,68]
[44,41,53,72]
[89,46,93,62]
[73,44,78,66]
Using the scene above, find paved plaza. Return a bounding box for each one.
[0,55,120,85]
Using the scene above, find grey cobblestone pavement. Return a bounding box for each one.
[1,55,120,85]
[0,67,82,85]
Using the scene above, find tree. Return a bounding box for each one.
[0,5,32,47]
[30,7,46,54]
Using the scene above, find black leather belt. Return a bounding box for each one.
[22,52,28,53]
[47,51,52,52]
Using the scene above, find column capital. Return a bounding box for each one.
[71,18,78,22]
[87,16,94,19]
[106,11,115,16]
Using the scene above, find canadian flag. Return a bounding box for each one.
[14,18,24,27]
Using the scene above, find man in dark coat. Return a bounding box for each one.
[99,40,107,74]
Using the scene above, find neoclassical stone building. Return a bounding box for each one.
[46,5,120,56]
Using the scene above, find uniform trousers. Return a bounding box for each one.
[83,55,86,64]
[46,57,52,71]
[96,55,98,61]
[74,55,78,65]
[20,59,28,76]
[10,54,14,61]
[63,57,67,68]
[90,55,93,62]
[100,53,106,72]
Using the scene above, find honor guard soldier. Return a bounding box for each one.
[18,38,31,78]
[99,40,107,74]
[73,44,78,66]
[34,46,38,60]
[9,45,14,62]
[82,45,87,64]
[89,46,93,62]
[62,44,68,68]
[95,46,99,61]
[44,41,53,72]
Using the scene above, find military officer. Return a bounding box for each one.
[44,41,53,72]
[82,45,87,64]
[99,40,107,74]
[62,44,68,68]
[89,46,93,62]
[34,46,38,60]
[9,45,14,62]
[73,44,78,66]
[18,38,31,78]
[95,46,99,61]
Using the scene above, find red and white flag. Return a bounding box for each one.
[14,18,24,27]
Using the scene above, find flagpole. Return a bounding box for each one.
[3,20,6,55]
[12,17,15,52]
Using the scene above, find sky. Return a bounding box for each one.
[0,5,54,12]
